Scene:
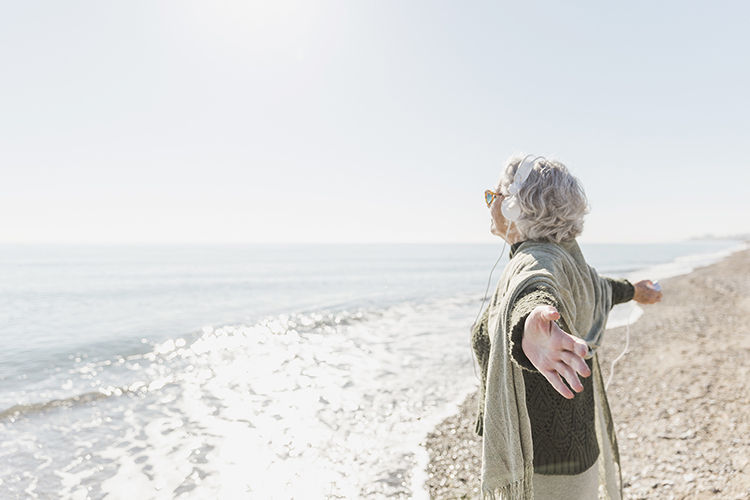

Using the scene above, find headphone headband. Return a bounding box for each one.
[515,155,536,183]
[501,154,540,221]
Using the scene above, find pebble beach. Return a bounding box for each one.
[424,246,750,500]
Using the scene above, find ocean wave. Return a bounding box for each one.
[0,391,110,421]
[0,379,168,422]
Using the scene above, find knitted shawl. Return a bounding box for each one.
[481,240,614,500]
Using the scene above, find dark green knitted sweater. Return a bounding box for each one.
[472,243,634,475]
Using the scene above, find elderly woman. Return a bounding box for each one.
[472,155,661,500]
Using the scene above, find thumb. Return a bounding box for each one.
[539,306,561,322]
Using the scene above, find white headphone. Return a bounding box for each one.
[470,154,541,375]
[501,155,539,222]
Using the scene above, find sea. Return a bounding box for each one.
[0,240,746,500]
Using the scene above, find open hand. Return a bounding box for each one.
[633,280,662,304]
[522,305,591,399]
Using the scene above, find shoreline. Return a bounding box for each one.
[423,246,750,499]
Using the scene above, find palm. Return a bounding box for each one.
[521,305,591,399]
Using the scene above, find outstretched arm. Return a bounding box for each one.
[521,305,591,399]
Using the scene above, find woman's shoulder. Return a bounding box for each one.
[512,240,589,277]
[516,239,577,258]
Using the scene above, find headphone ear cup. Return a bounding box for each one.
[500,155,537,223]
[501,195,521,221]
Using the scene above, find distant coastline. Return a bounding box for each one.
[689,233,750,241]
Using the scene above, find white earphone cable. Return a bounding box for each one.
[471,223,512,380]
[472,223,512,328]
[604,302,636,390]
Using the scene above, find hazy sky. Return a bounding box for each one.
[2,1,748,244]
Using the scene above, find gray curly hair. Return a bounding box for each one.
[497,156,589,243]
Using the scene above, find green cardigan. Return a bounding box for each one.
[472,241,634,476]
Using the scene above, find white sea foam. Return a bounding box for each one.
[606,241,747,330]
[0,297,478,499]
[626,240,748,283]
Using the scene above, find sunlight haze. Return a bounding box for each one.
[1,1,748,244]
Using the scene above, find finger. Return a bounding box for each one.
[560,350,591,378]
[555,361,584,393]
[553,327,589,358]
[571,337,589,359]
[542,370,574,399]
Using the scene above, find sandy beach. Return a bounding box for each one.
[424,246,750,500]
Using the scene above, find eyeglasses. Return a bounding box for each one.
[484,189,502,207]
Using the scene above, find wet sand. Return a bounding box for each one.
[424,246,750,500]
